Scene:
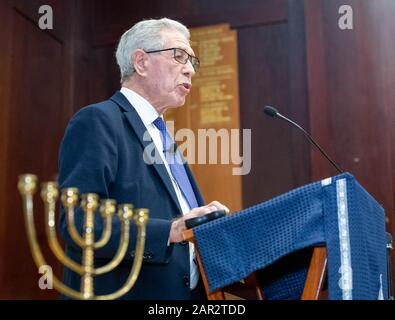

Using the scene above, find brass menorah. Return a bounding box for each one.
[18,174,149,299]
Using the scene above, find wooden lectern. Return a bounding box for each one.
[183,228,327,300]
[183,173,390,300]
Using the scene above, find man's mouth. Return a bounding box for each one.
[181,83,191,90]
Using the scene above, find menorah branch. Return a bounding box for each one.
[94,218,130,275]
[96,211,147,300]
[18,174,149,300]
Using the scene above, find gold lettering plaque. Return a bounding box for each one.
[189,24,240,127]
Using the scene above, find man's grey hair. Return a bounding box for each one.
[115,18,190,84]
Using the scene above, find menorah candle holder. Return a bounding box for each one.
[18,174,148,300]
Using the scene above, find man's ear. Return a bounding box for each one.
[132,49,148,76]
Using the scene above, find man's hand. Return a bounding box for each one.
[168,201,230,243]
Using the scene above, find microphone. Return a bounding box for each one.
[263,106,343,174]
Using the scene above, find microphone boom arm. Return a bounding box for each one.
[276,113,343,174]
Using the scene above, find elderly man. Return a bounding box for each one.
[58,18,229,300]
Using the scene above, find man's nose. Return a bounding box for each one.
[183,59,196,77]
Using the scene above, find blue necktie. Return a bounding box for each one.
[153,117,199,209]
[153,117,200,289]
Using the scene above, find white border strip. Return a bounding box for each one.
[336,178,353,300]
[321,177,332,186]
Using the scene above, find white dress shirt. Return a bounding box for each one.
[120,87,199,289]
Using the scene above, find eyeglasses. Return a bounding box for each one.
[145,48,200,72]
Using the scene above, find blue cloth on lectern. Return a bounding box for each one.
[193,173,388,300]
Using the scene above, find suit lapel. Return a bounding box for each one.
[110,91,182,215]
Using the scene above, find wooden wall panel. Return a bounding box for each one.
[89,45,120,104]
[239,1,311,207]
[381,2,395,232]
[305,0,395,230]
[1,0,394,299]
[0,0,13,287]
[91,0,288,47]
[366,0,395,236]
[286,0,311,188]
[304,0,395,287]
[239,24,299,206]
[0,0,90,299]
[2,5,66,299]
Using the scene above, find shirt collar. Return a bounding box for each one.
[120,87,162,127]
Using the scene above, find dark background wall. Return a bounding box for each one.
[0,0,394,299]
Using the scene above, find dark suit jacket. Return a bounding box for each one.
[58,91,205,299]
